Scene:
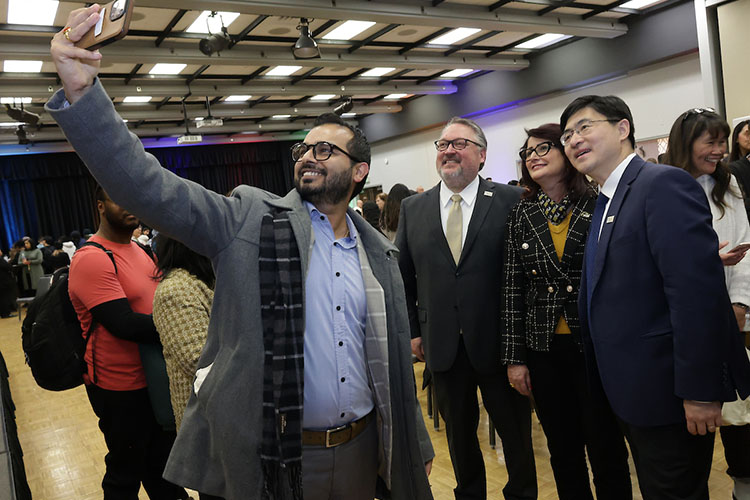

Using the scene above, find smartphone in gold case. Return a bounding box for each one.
[75,0,134,51]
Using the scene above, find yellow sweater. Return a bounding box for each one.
[548,212,573,334]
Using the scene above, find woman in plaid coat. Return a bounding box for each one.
[501,123,632,500]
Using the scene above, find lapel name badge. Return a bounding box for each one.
[606,215,615,224]
[484,190,493,197]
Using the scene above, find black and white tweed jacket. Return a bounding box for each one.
[501,190,597,365]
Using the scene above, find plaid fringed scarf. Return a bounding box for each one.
[537,190,573,225]
[259,209,304,500]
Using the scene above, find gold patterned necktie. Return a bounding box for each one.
[446,193,463,264]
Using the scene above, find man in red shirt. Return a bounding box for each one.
[69,186,187,500]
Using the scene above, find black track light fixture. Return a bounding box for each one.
[333,97,353,116]
[293,18,320,59]
[199,12,231,56]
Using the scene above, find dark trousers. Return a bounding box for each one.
[432,338,537,500]
[527,334,632,500]
[721,424,750,479]
[86,384,187,500]
[620,419,714,500]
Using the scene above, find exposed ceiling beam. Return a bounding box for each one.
[0,119,352,144]
[0,36,529,72]
[186,65,211,84]
[443,30,502,56]
[582,0,632,19]
[155,9,188,47]
[229,15,269,48]
[398,27,452,55]
[0,79,458,98]
[379,69,411,85]
[337,68,367,85]
[291,67,322,85]
[347,24,399,54]
[241,66,269,84]
[311,20,339,38]
[124,63,143,85]
[55,0,627,38]
[484,34,539,57]
[537,0,579,15]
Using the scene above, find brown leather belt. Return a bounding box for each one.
[302,411,374,448]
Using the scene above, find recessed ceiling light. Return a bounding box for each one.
[384,94,408,100]
[149,63,187,75]
[515,33,572,50]
[311,94,336,101]
[322,20,376,41]
[428,28,481,46]
[341,113,357,118]
[185,11,240,34]
[123,96,153,103]
[224,95,253,102]
[3,60,43,73]
[266,65,302,76]
[8,0,59,26]
[619,0,662,8]
[272,114,291,119]
[362,67,395,77]
[441,69,474,78]
[0,97,32,104]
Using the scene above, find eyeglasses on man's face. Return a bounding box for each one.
[519,141,555,161]
[434,138,483,151]
[560,119,619,146]
[291,141,360,163]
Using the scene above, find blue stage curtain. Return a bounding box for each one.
[0,140,297,251]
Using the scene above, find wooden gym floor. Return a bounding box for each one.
[0,313,735,499]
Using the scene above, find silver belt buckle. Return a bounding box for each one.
[325,423,348,448]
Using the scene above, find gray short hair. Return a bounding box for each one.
[442,117,488,151]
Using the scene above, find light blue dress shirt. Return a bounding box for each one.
[303,202,374,430]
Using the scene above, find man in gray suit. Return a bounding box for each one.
[397,117,536,500]
[48,6,434,500]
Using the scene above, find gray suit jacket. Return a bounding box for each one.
[47,80,433,500]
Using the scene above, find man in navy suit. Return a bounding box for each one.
[562,95,750,499]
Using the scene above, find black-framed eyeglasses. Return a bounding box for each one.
[519,141,555,161]
[560,119,619,146]
[291,141,361,163]
[434,138,483,151]
[681,107,717,123]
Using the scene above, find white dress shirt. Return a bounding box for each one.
[597,153,637,239]
[439,175,480,247]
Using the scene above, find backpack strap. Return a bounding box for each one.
[77,241,118,386]
[80,241,117,274]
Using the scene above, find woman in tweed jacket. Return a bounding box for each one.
[152,234,215,430]
[501,123,631,500]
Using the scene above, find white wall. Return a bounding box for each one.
[367,53,703,192]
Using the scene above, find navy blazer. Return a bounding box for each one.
[579,156,750,427]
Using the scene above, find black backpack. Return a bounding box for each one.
[21,241,116,391]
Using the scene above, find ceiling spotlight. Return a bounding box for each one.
[5,103,40,126]
[199,12,232,56]
[333,97,353,116]
[16,125,29,145]
[293,18,320,59]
